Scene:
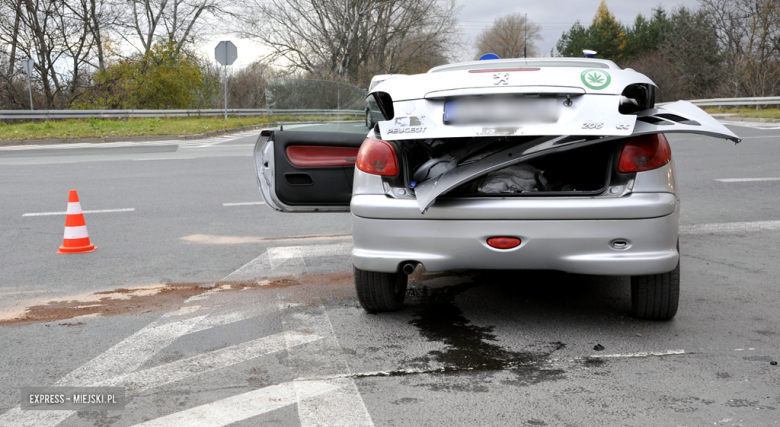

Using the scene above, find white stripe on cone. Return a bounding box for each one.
[66,202,83,215]
[64,225,89,239]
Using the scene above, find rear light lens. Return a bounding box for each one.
[618,133,672,173]
[356,139,398,176]
[487,237,521,249]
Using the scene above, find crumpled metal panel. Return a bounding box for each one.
[412,101,740,212]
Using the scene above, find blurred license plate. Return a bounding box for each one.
[443,97,559,125]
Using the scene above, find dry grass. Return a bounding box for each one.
[0,115,357,141]
[704,107,780,120]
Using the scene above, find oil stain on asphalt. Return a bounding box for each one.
[405,273,567,385]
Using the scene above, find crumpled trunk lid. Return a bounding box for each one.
[412,101,739,212]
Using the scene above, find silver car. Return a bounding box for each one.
[255,58,740,320]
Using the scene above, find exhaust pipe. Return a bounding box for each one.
[401,262,417,275]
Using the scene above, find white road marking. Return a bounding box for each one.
[588,349,686,359]
[223,243,352,280]
[58,314,209,386]
[132,157,195,161]
[295,378,373,427]
[0,141,180,151]
[720,121,780,130]
[180,234,351,245]
[0,240,356,427]
[96,332,322,392]
[0,131,261,152]
[278,299,374,427]
[222,201,265,206]
[22,208,135,217]
[681,220,780,235]
[0,305,275,426]
[715,177,780,182]
[267,243,352,262]
[0,313,205,426]
[109,245,369,427]
[131,380,338,427]
[185,305,275,333]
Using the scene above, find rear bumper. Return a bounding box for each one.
[351,209,679,275]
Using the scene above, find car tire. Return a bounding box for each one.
[354,266,407,313]
[630,256,680,320]
[366,111,373,129]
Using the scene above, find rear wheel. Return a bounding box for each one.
[354,266,407,313]
[631,256,680,320]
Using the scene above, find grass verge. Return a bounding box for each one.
[0,115,359,141]
[704,107,780,120]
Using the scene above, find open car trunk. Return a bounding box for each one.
[441,142,616,198]
[394,137,620,203]
[387,101,741,213]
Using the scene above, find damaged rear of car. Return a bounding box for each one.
[254,57,740,320]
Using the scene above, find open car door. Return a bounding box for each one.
[254,125,367,212]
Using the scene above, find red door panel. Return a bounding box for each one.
[286,146,359,167]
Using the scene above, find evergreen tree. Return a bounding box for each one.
[555,1,626,61]
[659,7,722,98]
[624,7,671,59]
[589,0,627,60]
[555,21,590,58]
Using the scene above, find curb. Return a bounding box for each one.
[0,124,269,147]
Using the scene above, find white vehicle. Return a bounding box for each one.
[366,74,405,128]
[255,57,740,320]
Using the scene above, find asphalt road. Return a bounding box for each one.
[0,121,778,426]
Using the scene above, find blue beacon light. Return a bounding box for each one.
[478,53,500,60]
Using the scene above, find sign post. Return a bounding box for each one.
[215,41,237,120]
[22,58,34,110]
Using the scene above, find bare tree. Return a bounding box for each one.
[700,0,780,97]
[5,0,23,74]
[625,51,682,102]
[657,6,722,99]
[116,0,233,55]
[237,0,461,84]
[475,13,542,59]
[0,0,109,108]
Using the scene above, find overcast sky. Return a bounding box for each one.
[460,0,703,58]
[202,0,704,68]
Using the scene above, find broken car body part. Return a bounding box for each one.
[254,57,741,320]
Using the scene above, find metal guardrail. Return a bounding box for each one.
[5,96,778,120]
[0,108,364,120]
[677,96,780,110]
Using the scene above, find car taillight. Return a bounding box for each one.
[487,237,521,249]
[356,138,398,176]
[617,133,672,173]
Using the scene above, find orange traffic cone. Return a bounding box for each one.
[56,190,97,254]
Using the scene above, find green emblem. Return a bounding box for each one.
[580,69,611,90]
